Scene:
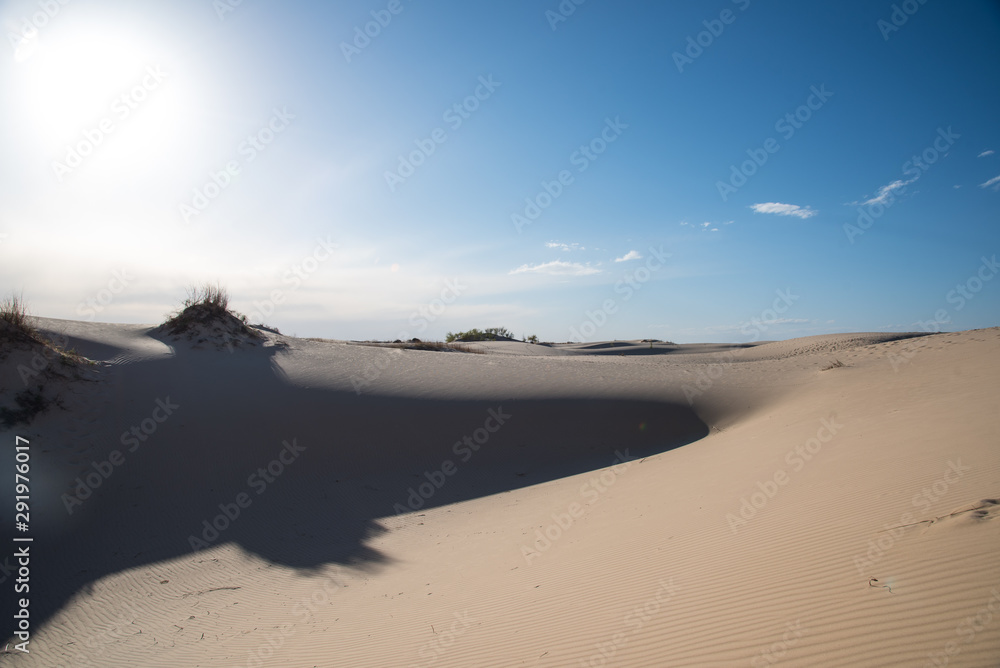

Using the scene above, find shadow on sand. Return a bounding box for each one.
[1,334,708,644]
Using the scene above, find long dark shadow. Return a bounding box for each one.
[1,334,708,645]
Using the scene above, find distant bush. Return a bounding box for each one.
[445,326,514,342]
[525,334,539,344]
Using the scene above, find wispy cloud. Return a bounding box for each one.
[749,202,817,219]
[862,178,914,206]
[614,250,642,262]
[680,220,728,231]
[978,150,994,158]
[509,260,601,276]
[980,174,1000,191]
[545,241,584,252]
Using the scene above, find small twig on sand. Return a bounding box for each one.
[869,577,893,593]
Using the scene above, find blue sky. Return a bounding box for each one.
[1,0,998,343]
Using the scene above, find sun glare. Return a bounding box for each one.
[12,20,196,190]
[19,30,148,138]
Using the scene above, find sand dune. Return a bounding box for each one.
[1,320,998,666]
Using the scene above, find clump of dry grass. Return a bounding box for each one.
[0,293,85,363]
[0,293,31,328]
[0,293,40,346]
[0,293,91,426]
[183,283,229,311]
[353,340,484,354]
[822,359,846,371]
[397,340,482,353]
[160,283,263,342]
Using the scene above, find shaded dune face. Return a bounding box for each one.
[1,342,709,641]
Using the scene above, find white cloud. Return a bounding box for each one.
[681,220,729,231]
[979,150,994,158]
[614,250,642,262]
[749,202,817,219]
[980,174,1000,191]
[545,241,583,252]
[862,178,915,206]
[509,260,601,276]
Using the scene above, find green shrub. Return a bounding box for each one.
[445,326,514,342]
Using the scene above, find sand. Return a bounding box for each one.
[1,318,998,667]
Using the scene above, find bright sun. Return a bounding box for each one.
[12,20,191,185]
[19,30,150,137]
